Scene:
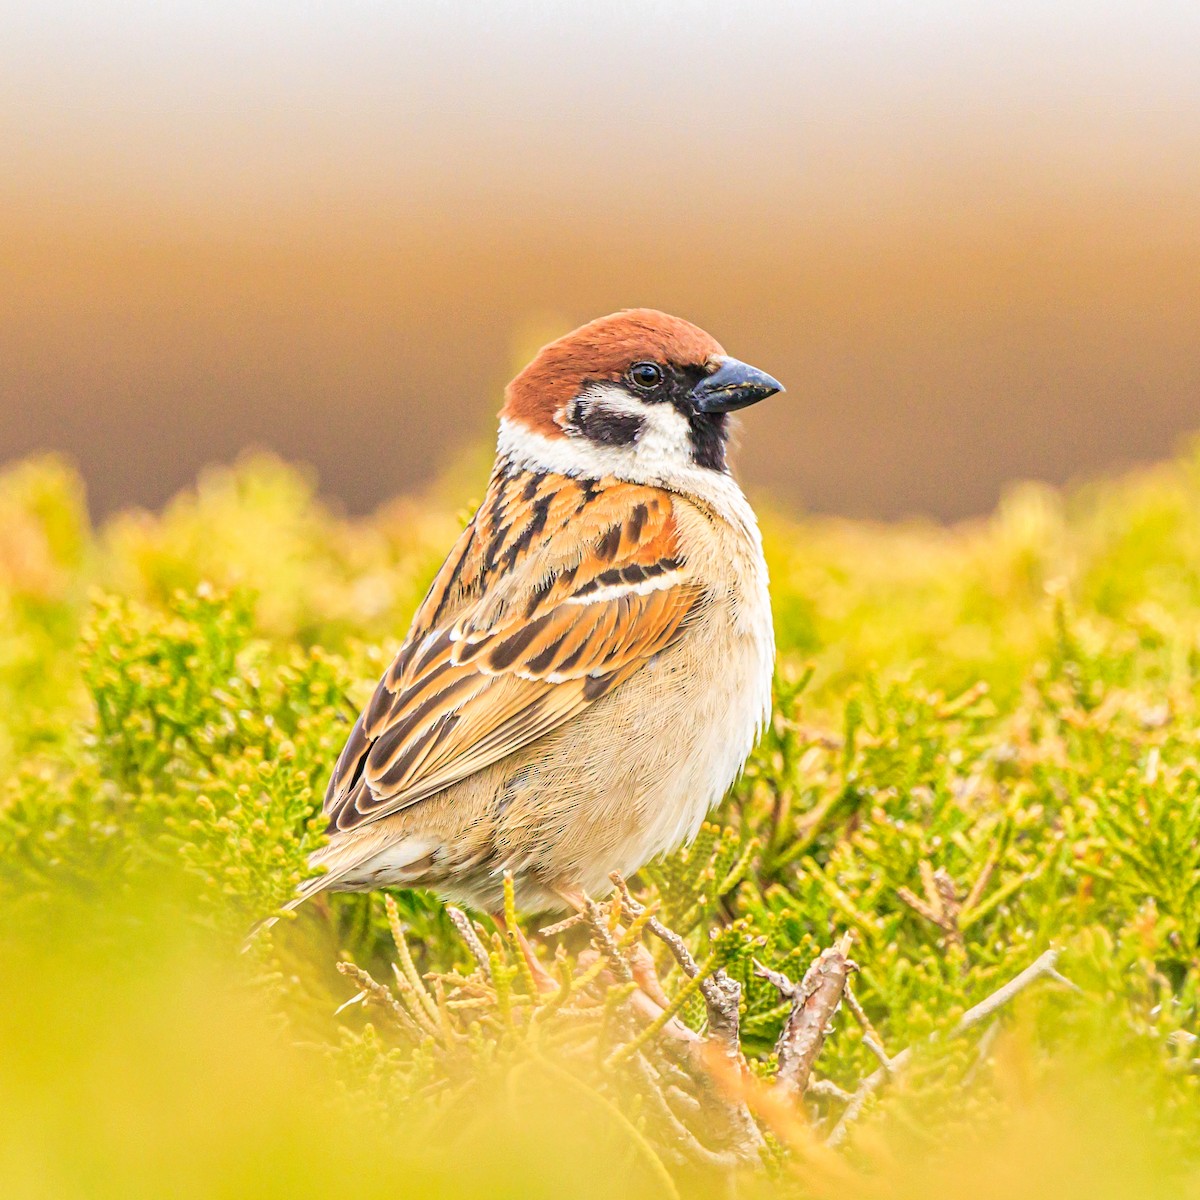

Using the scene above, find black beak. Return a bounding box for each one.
[690,357,784,413]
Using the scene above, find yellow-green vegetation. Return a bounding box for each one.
[3,446,1200,1198]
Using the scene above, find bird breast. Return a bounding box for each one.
[322,478,775,914]
[486,486,775,898]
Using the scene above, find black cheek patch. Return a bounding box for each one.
[572,403,644,447]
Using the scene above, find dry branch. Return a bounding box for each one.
[897,862,965,950]
[445,906,491,978]
[827,947,1073,1146]
[335,960,423,1037]
[755,932,856,1098]
[629,1053,742,1171]
[611,872,742,1051]
[808,1079,855,1103]
[843,983,892,1071]
[334,876,1080,1180]
[610,873,766,1161]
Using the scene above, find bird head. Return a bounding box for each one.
[499,309,783,479]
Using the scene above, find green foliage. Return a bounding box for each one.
[4,445,1200,1196]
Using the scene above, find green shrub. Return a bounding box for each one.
[2,446,1200,1198]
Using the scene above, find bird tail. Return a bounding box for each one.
[243,833,437,950]
[240,855,353,950]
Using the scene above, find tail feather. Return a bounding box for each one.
[241,861,350,951]
[242,833,437,951]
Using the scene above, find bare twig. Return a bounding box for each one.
[808,1079,855,1104]
[963,850,998,915]
[607,955,717,1067]
[576,885,707,1051]
[446,906,492,979]
[843,983,889,1062]
[689,1041,770,1164]
[612,874,701,975]
[539,911,587,936]
[610,873,766,1162]
[700,969,744,1053]
[962,1019,1002,1086]
[898,863,965,950]
[630,1053,741,1171]
[828,947,1073,1146]
[336,961,423,1037]
[945,948,1069,1037]
[861,1036,894,1076]
[896,885,944,927]
[583,893,633,984]
[665,1084,704,1118]
[610,872,742,1051]
[755,932,855,1098]
[932,867,964,950]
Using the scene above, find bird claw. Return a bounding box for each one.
[629,942,672,1009]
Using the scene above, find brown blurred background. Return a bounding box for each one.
[2,3,1198,521]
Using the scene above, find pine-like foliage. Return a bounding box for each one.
[3,448,1200,1198]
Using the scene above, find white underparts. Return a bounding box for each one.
[344,838,440,887]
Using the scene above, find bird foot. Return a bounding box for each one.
[554,886,697,1041]
[628,941,672,1008]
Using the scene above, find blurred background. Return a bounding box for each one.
[2,1,1198,522]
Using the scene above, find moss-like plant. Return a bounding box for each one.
[3,447,1200,1197]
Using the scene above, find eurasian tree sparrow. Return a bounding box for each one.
[297,309,782,929]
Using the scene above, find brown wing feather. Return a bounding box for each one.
[323,466,702,833]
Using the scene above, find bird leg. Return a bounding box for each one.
[554,887,697,1042]
[490,909,558,993]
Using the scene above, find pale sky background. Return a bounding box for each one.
[5,2,1199,213]
[3,2,1199,518]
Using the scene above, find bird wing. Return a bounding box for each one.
[323,467,704,834]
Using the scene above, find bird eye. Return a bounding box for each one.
[628,361,664,391]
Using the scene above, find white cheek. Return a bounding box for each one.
[632,402,693,466]
[571,383,695,471]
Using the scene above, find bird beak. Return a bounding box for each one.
[690,356,784,413]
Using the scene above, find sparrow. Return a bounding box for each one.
[296,309,782,930]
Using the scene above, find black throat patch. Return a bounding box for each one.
[668,364,730,472]
[680,408,730,472]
